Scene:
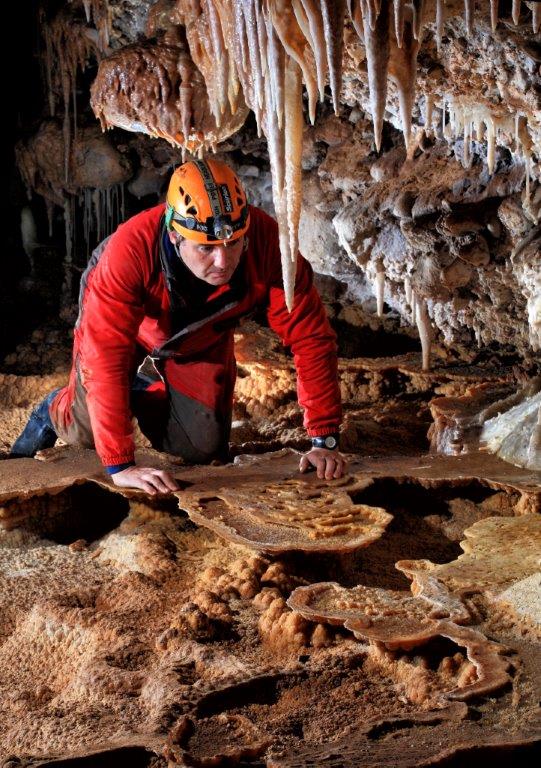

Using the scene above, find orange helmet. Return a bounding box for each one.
[165,159,250,244]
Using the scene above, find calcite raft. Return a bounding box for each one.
[90,38,249,154]
[287,581,468,651]
[288,581,512,700]
[289,514,541,701]
[180,476,393,553]
[397,514,541,596]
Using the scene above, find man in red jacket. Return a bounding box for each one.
[11,159,345,493]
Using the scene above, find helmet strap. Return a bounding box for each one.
[172,238,184,262]
[165,204,174,230]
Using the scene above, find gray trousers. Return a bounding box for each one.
[51,364,231,464]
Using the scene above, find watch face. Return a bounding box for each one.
[324,435,337,449]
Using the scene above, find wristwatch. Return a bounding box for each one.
[311,433,340,450]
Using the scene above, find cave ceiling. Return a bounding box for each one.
[11,0,539,366]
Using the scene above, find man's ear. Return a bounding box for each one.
[168,230,178,245]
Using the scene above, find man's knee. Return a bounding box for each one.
[162,390,230,463]
[162,421,226,463]
[50,384,95,449]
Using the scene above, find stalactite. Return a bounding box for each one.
[463,0,474,36]
[394,0,405,47]
[292,0,313,52]
[388,6,421,153]
[83,1,92,24]
[374,262,385,316]
[486,113,496,174]
[41,10,55,117]
[320,0,346,114]
[270,0,318,124]
[441,98,535,185]
[490,0,499,31]
[347,0,364,39]
[283,58,304,309]
[524,154,531,202]
[530,1,541,33]
[189,8,227,128]
[62,59,73,183]
[365,0,382,30]
[242,0,266,129]
[298,0,327,101]
[205,0,229,121]
[424,91,434,135]
[473,110,484,143]
[92,0,538,314]
[93,188,102,243]
[177,44,196,147]
[232,0,250,76]
[264,74,286,216]
[472,321,481,348]
[404,275,412,309]
[515,114,534,206]
[264,9,286,131]
[441,96,446,136]
[415,296,432,371]
[463,116,471,168]
[87,0,112,51]
[20,207,39,268]
[43,9,100,183]
[63,197,74,304]
[255,2,268,84]
[80,184,126,261]
[362,0,390,152]
[45,198,55,238]
[512,0,521,25]
[214,1,241,112]
[411,0,424,40]
[436,0,445,51]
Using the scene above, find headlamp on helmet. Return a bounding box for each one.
[166,159,250,245]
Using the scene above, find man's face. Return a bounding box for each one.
[169,231,245,286]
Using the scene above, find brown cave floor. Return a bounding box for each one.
[0,326,540,766]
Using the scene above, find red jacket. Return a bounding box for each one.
[54,204,341,466]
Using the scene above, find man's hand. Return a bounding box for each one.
[111,466,180,494]
[299,448,347,480]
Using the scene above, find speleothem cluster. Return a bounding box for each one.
[0,447,539,763]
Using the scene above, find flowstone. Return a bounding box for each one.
[0,448,539,765]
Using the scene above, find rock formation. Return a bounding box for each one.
[1,1,541,764]
[0,446,540,763]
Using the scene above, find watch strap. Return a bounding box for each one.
[311,433,340,450]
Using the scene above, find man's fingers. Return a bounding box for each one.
[299,455,310,473]
[324,458,337,480]
[152,469,180,491]
[142,471,175,494]
[111,466,181,494]
[137,479,158,495]
[299,450,348,481]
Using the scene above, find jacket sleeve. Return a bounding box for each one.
[78,226,147,467]
[265,230,342,437]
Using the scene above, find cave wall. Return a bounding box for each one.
[4,0,541,367]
